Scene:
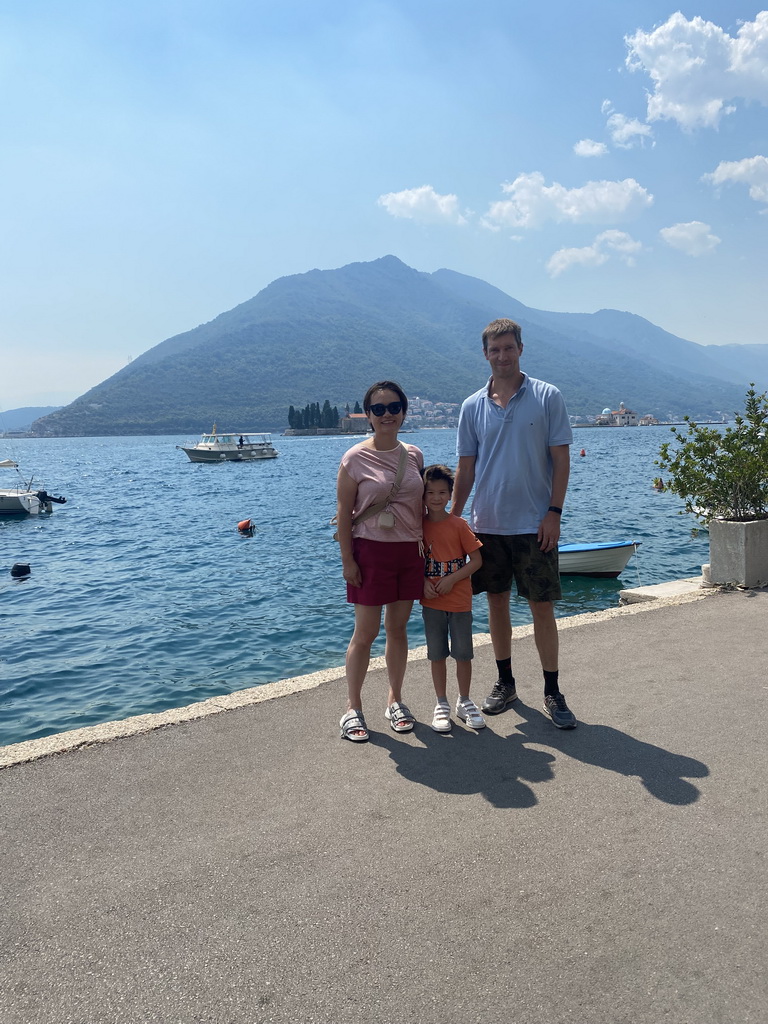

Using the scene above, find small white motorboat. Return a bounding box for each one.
[558,540,639,578]
[177,427,279,463]
[0,459,67,516]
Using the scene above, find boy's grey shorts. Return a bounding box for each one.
[421,607,474,662]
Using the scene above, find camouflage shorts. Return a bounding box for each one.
[471,533,561,603]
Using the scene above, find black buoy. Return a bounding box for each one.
[11,563,31,578]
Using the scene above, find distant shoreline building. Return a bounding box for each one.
[595,402,638,427]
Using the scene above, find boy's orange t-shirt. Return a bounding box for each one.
[420,515,482,613]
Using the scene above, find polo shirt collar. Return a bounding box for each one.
[485,372,529,399]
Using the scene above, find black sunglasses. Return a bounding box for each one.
[369,402,403,416]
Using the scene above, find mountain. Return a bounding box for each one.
[2,406,61,432]
[30,256,766,437]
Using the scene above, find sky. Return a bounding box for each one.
[2,1,767,409]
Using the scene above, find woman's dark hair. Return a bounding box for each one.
[422,464,455,493]
[363,380,408,415]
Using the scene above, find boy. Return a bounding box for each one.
[421,464,484,732]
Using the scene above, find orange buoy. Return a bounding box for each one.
[580,448,586,457]
[237,518,253,533]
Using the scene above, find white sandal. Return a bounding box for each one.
[384,701,415,733]
[431,700,452,733]
[456,697,486,730]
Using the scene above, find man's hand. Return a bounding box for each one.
[537,510,561,552]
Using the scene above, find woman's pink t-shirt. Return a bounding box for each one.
[340,441,424,542]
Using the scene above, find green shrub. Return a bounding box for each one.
[657,384,768,523]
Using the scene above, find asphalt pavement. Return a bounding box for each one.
[1,588,767,1024]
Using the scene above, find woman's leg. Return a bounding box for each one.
[346,604,382,710]
[383,599,414,705]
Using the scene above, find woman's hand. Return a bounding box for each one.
[343,559,362,588]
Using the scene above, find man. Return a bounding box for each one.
[451,318,576,728]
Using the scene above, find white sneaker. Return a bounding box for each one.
[456,697,485,730]
[431,701,452,732]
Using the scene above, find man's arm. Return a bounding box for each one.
[451,455,476,518]
[537,444,570,552]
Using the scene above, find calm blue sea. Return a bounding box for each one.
[0,427,708,747]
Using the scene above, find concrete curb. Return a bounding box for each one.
[0,585,715,770]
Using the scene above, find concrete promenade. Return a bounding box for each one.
[2,588,767,1024]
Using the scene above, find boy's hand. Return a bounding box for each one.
[434,576,455,595]
[423,580,438,599]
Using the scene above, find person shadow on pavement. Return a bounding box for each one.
[368,699,708,808]
[511,698,709,805]
[369,722,556,809]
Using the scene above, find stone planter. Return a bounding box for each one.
[708,518,768,587]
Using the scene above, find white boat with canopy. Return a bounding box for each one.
[177,426,278,463]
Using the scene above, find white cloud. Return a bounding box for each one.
[704,155,768,203]
[574,138,608,157]
[606,112,654,148]
[625,11,768,130]
[481,172,652,230]
[377,185,467,224]
[547,230,643,277]
[659,221,721,256]
[547,246,607,277]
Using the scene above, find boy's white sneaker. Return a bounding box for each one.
[431,701,452,732]
[456,697,485,730]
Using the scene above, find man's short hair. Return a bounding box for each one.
[482,318,523,352]
[422,463,455,493]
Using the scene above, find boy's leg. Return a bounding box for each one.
[447,612,474,698]
[423,607,452,731]
[422,607,450,695]
[430,659,448,701]
[456,659,472,699]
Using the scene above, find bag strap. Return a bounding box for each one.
[349,442,408,528]
[330,442,410,536]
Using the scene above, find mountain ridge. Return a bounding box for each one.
[29,257,766,436]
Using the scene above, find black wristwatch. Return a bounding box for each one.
[548,506,563,515]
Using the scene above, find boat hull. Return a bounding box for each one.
[0,490,46,515]
[558,541,638,578]
[180,446,278,462]
[177,431,279,462]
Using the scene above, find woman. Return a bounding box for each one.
[336,381,425,742]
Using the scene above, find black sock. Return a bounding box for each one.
[543,670,559,697]
[496,658,515,687]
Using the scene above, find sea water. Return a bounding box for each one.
[0,428,707,746]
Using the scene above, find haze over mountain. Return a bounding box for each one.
[1,406,61,432]
[30,257,768,437]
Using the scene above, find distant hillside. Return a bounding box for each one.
[2,406,61,431]
[30,257,765,437]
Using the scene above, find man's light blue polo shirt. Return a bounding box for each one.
[456,374,573,535]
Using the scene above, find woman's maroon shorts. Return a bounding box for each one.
[347,538,425,606]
